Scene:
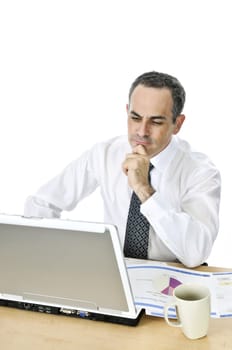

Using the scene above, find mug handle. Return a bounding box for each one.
[164,302,182,327]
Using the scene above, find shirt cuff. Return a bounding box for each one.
[141,191,175,222]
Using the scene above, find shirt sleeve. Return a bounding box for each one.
[24,147,100,218]
[141,164,221,268]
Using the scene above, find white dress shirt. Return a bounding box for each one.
[24,135,221,267]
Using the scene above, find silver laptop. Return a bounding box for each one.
[0,214,143,326]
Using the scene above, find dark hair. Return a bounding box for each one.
[129,71,186,122]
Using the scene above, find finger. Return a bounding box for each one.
[132,144,148,156]
[122,160,129,176]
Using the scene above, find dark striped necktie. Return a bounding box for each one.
[123,163,154,259]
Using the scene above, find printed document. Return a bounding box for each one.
[126,259,232,318]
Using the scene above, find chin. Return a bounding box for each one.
[146,147,159,158]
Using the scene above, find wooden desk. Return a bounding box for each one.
[1,307,232,350]
[1,265,231,350]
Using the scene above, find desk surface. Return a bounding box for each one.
[1,264,232,350]
[1,307,232,350]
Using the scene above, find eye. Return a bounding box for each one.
[130,114,141,122]
[151,119,163,125]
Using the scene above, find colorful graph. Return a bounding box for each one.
[161,277,182,296]
[153,274,182,296]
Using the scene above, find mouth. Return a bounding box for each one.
[135,140,150,146]
[133,138,152,146]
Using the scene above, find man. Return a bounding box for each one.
[24,71,221,267]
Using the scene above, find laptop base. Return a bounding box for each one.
[0,299,144,326]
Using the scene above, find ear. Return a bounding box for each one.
[126,104,129,113]
[173,114,185,135]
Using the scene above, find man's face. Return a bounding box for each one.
[127,84,185,158]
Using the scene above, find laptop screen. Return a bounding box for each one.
[0,215,138,319]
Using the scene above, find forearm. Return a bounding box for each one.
[141,192,220,267]
[24,196,62,218]
[24,148,100,218]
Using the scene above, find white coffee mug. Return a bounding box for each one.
[164,283,210,340]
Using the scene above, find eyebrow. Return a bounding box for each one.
[130,110,167,120]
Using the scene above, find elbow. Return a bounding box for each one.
[178,244,211,269]
[178,244,211,268]
[179,224,217,268]
[178,247,211,269]
[179,258,207,269]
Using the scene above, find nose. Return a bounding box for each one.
[137,119,150,137]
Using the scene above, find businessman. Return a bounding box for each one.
[24,71,221,267]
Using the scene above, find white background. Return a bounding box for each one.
[0,0,231,266]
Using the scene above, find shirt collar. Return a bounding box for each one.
[150,136,178,172]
